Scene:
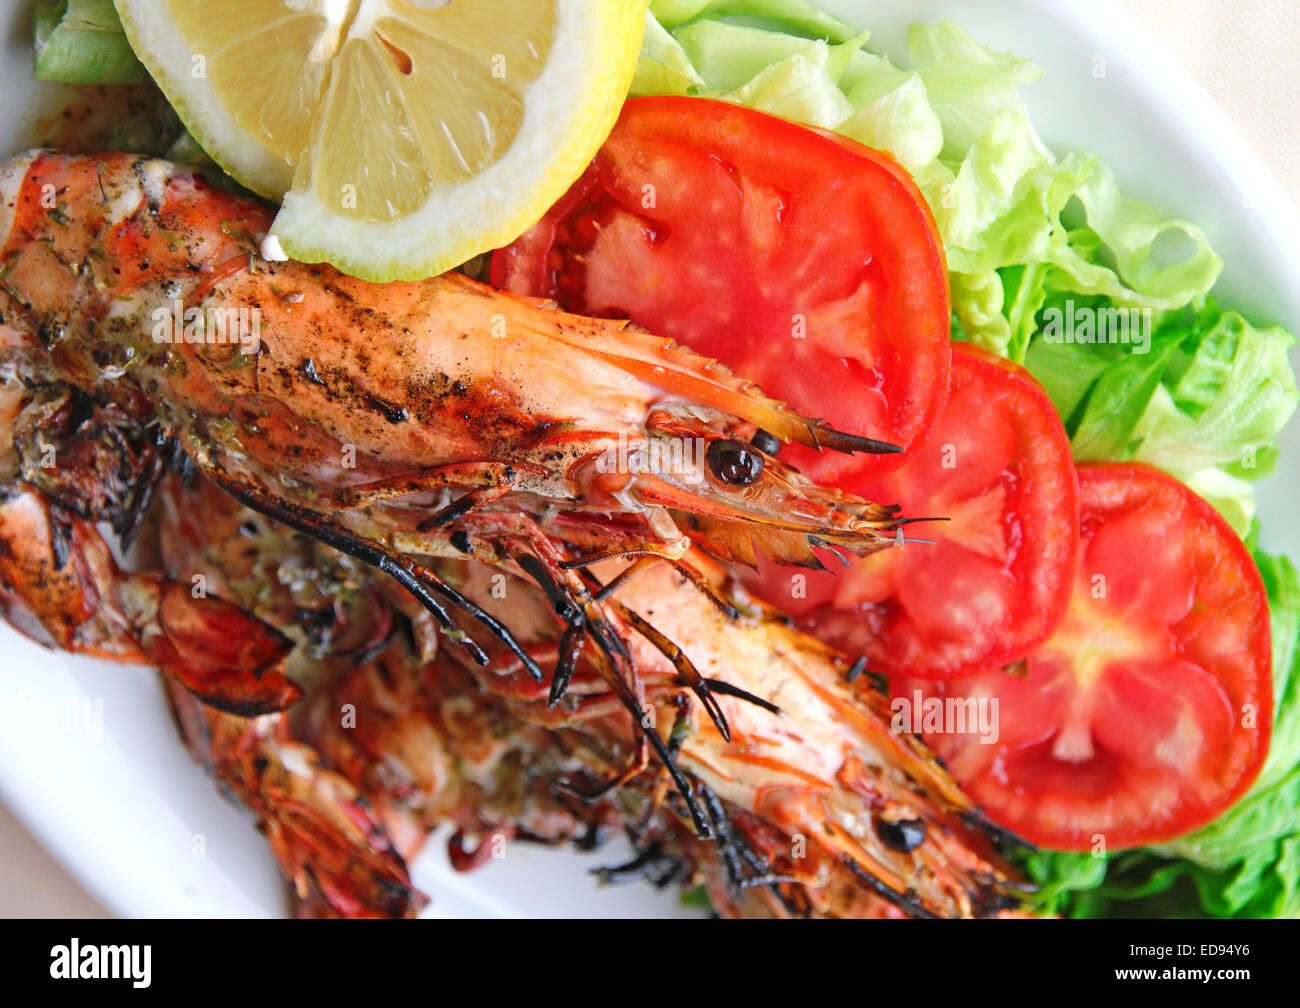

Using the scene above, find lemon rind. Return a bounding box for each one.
[113,0,295,199]
[273,1,643,281]
[113,0,645,282]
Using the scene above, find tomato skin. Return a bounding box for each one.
[492,96,951,483]
[754,343,1079,680]
[898,464,1273,851]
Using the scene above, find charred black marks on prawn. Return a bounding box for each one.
[569,562,740,741]
[416,491,481,532]
[528,557,713,837]
[891,515,952,532]
[365,395,409,425]
[16,392,171,554]
[592,560,646,602]
[515,553,581,626]
[579,612,714,838]
[845,656,889,695]
[221,485,473,662]
[300,358,327,388]
[807,535,853,568]
[46,506,72,571]
[838,854,943,920]
[806,425,904,456]
[548,616,587,708]
[667,693,692,758]
[511,552,717,834]
[668,563,743,622]
[960,808,1037,852]
[567,551,742,622]
[613,600,731,743]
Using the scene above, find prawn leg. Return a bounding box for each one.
[193,455,547,681]
[328,461,539,512]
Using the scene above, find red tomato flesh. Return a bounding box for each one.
[895,464,1273,850]
[492,96,951,483]
[752,343,1079,680]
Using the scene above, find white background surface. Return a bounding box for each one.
[1,0,1298,918]
[1126,0,1300,207]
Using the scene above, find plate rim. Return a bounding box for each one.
[2,0,1298,918]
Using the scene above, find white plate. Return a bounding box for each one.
[1,0,1297,918]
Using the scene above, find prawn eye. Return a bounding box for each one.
[706,439,764,486]
[750,428,781,456]
[875,816,927,853]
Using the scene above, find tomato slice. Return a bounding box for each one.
[894,464,1273,850]
[492,96,951,483]
[751,343,1079,680]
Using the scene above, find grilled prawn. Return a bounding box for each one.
[0,150,899,571]
[157,472,630,918]
[159,473,1027,919]
[436,558,1025,918]
[0,150,915,827]
[0,151,1027,916]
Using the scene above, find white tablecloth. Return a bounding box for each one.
[1125,0,1299,205]
[1,0,1294,919]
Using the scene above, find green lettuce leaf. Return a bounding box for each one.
[649,0,856,41]
[632,10,706,96]
[948,269,1013,354]
[1181,467,1258,538]
[907,21,1046,163]
[837,71,942,173]
[906,25,1220,353]
[1133,307,1299,478]
[714,37,858,128]
[1050,160,1222,310]
[1025,297,1181,463]
[675,21,868,92]
[34,0,145,85]
[1021,297,1297,534]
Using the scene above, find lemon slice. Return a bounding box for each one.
[114,0,645,280]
